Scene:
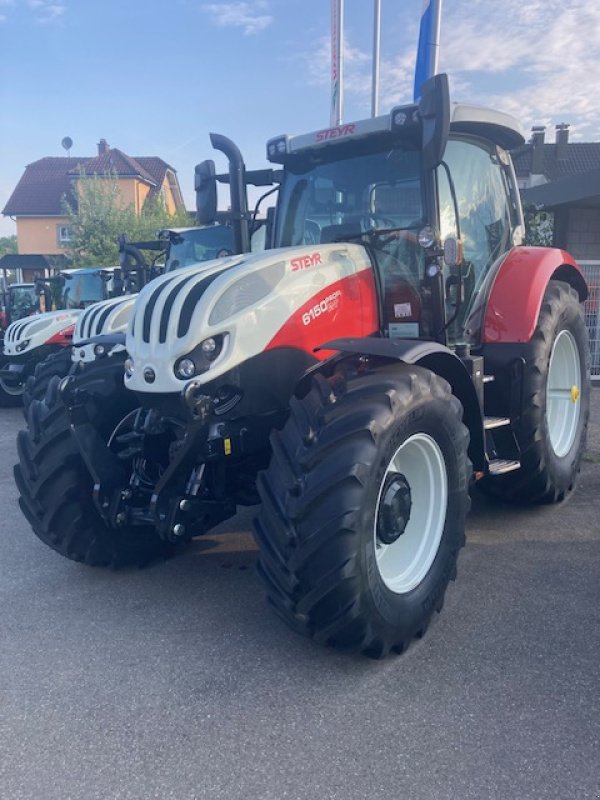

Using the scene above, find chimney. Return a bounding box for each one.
[530,126,545,174]
[555,123,569,160]
[97,138,109,156]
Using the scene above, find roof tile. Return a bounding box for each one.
[513,142,600,180]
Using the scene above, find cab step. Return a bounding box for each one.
[488,458,521,475]
[483,416,511,430]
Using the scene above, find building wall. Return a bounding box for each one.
[116,178,151,214]
[16,217,71,255]
[160,176,178,215]
[71,177,152,214]
[565,208,600,261]
[13,173,179,257]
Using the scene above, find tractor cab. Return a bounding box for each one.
[31,267,114,314]
[266,74,525,347]
[5,283,37,324]
[53,267,113,310]
[163,225,237,271]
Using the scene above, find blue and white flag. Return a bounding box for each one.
[413,0,442,102]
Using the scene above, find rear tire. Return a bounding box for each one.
[14,357,176,567]
[22,347,73,417]
[253,363,471,658]
[483,280,590,504]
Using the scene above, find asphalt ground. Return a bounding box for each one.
[0,393,598,800]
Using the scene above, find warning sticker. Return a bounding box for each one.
[394,302,413,319]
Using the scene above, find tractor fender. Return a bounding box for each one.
[480,247,587,344]
[312,336,486,471]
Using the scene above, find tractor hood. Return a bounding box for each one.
[72,294,137,364]
[124,244,377,395]
[3,309,80,356]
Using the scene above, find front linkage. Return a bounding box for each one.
[58,370,273,543]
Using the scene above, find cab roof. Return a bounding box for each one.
[449,103,525,149]
[267,100,524,163]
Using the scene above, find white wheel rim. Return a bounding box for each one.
[374,433,448,594]
[0,377,25,396]
[546,330,581,458]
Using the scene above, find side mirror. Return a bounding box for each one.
[419,73,450,171]
[195,160,217,225]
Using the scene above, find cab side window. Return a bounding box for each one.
[438,137,513,289]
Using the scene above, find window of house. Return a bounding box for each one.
[57,225,72,243]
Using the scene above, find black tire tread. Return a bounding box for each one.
[254,364,470,657]
[15,361,175,568]
[22,347,73,417]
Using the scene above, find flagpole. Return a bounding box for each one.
[413,0,443,102]
[371,0,381,117]
[331,0,344,126]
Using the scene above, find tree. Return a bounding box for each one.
[0,235,17,258]
[523,204,554,247]
[63,171,193,267]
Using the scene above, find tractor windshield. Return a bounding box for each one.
[276,149,424,243]
[275,148,426,329]
[165,226,235,272]
[61,272,108,309]
[9,285,37,319]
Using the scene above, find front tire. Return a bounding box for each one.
[22,347,73,417]
[253,363,471,658]
[14,357,176,567]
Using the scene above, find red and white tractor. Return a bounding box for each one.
[15,75,590,657]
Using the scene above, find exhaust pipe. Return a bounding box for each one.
[209,133,250,255]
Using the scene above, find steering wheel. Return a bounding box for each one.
[361,213,397,231]
[303,220,321,245]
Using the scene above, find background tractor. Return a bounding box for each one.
[3,219,261,410]
[15,75,590,658]
[0,267,115,406]
[0,282,38,337]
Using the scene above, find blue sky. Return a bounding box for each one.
[1,0,599,236]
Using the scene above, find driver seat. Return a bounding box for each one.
[319,221,363,244]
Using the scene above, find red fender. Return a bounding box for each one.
[482,247,588,343]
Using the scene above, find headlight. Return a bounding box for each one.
[173,335,226,380]
[94,343,107,358]
[15,339,30,352]
[418,226,437,249]
[175,358,196,379]
[201,337,217,355]
[124,357,135,378]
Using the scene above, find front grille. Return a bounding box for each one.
[7,319,31,343]
[75,296,130,341]
[132,264,236,346]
